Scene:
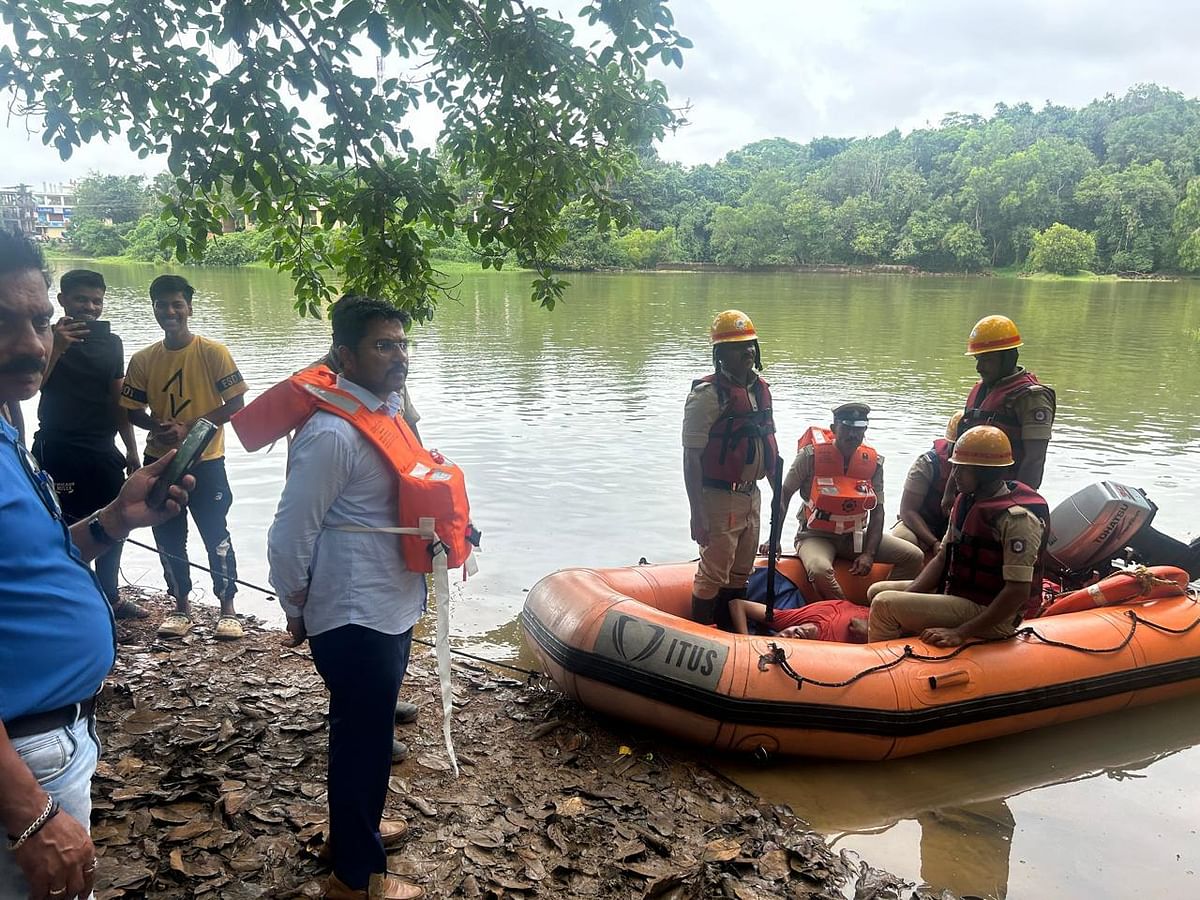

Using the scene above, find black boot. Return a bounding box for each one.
[715,587,742,633]
[691,594,717,625]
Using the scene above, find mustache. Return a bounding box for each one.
[0,357,45,376]
[388,364,408,378]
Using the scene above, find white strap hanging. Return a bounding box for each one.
[332,517,464,776]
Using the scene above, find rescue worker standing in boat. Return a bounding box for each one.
[893,411,962,554]
[869,425,1049,646]
[776,403,923,600]
[682,310,778,630]
[958,315,1055,489]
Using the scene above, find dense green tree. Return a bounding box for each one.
[123,214,176,262]
[1173,178,1200,271]
[64,218,128,256]
[709,203,786,267]
[782,191,835,265]
[1,0,688,316]
[73,174,149,223]
[941,223,989,272]
[832,195,893,262]
[1029,223,1097,274]
[616,227,677,268]
[1075,161,1178,272]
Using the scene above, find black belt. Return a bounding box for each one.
[5,696,96,740]
[702,477,757,494]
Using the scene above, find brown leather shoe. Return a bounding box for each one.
[319,819,410,863]
[324,873,423,899]
[370,874,423,899]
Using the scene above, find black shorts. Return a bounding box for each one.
[31,439,126,524]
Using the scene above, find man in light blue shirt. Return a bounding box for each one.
[0,230,194,900]
[267,297,424,900]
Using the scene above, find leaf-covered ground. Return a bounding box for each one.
[91,591,952,900]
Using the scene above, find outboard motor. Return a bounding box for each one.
[1047,482,1200,586]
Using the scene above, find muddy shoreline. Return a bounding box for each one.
[90,590,952,899]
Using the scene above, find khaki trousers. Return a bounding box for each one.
[796,532,925,600]
[868,589,1019,643]
[693,486,761,599]
[890,520,921,547]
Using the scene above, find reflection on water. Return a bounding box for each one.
[23,260,1200,899]
[722,695,1200,898]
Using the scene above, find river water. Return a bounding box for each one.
[25,260,1200,898]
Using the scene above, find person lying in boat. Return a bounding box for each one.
[892,411,961,556]
[728,598,868,643]
[867,426,1049,648]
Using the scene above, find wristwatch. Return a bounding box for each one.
[87,515,116,546]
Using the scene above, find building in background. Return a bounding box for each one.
[1,182,77,239]
[34,182,77,240]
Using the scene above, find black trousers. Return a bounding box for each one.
[33,438,126,605]
[310,624,413,890]
[148,456,238,603]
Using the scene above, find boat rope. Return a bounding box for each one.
[759,605,1200,691]
[117,534,543,679]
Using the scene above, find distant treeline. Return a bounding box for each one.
[62,84,1200,276]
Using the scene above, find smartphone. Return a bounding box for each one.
[86,320,111,339]
[147,419,218,508]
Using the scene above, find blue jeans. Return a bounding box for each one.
[0,714,100,897]
[310,625,412,891]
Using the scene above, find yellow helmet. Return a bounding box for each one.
[965,315,1023,356]
[710,309,758,345]
[950,425,1014,467]
[945,411,963,443]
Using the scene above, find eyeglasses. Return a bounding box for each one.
[371,339,410,356]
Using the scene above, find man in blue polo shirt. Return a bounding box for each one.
[0,230,194,900]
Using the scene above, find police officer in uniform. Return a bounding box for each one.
[682,310,778,630]
[776,403,923,601]
[869,426,1049,646]
[893,411,962,554]
[958,315,1055,489]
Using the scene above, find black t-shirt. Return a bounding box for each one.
[36,332,125,448]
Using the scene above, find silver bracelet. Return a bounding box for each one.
[7,794,59,851]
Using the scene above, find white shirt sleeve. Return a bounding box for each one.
[266,420,355,616]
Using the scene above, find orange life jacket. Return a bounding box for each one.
[798,427,879,536]
[230,366,472,573]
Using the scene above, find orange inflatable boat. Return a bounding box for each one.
[520,557,1200,760]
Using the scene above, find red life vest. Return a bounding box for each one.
[962,370,1055,469]
[694,373,778,483]
[916,438,953,535]
[798,427,879,535]
[230,366,472,573]
[944,481,1048,619]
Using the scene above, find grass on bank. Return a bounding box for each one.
[43,248,531,276]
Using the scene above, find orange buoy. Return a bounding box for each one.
[1041,565,1189,617]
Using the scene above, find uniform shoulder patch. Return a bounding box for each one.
[1009,538,1027,554]
[1032,407,1050,423]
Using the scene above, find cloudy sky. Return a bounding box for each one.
[4,0,1199,186]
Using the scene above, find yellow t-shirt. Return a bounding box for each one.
[120,335,247,460]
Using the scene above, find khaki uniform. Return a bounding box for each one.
[992,367,1055,442]
[784,445,924,598]
[683,378,768,598]
[869,504,1045,642]
[891,451,942,547]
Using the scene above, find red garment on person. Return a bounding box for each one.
[770,600,866,643]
